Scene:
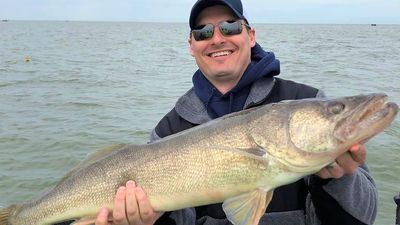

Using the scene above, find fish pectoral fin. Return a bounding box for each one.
[209,145,267,160]
[70,216,97,225]
[222,189,274,225]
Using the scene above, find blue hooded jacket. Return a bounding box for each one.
[192,43,280,118]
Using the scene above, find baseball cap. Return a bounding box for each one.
[189,0,249,30]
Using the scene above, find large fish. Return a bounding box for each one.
[0,93,398,225]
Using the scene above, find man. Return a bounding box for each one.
[96,0,377,224]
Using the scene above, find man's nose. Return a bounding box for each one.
[210,27,226,44]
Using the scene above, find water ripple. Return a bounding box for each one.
[0,22,399,224]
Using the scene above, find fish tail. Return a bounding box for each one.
[0,205,18,225]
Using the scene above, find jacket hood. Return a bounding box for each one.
[192,42,280,118]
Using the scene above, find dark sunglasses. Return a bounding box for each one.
[191,20,251,41]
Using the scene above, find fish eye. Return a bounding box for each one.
[329,102,345,114]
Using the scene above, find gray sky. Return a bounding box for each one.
[1,0,400,24]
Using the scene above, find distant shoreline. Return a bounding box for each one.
[1,19,399,26]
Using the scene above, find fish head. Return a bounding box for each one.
[330,93,398,147]
[253,93,398,173]
[287,93,398,170]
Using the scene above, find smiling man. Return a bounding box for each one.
[95,0,378,225]
[188,4,256,95]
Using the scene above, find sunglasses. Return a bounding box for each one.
[191,20,251,41]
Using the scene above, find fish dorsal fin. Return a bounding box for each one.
[59,144,127,183]
[78,144,127,166]
[222,189,274,225]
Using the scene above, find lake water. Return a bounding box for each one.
[0,21,399,224]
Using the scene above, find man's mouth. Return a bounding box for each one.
[208,50,233,58]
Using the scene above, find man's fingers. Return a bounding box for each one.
[113,187,129,225]
[327,162,344,178]
[136,185,155,223]
[337,152,359,174]
[349,144,360,151]
[125,180,141,224]
[316,144,367,179]
[317,168,331,179]
[96,208,110,225]
[96,181,163,225]
[349,144,367,163]
[317,162,344,179]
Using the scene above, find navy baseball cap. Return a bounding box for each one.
[189,0,249,30]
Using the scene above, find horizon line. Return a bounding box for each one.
[2,19,400,26]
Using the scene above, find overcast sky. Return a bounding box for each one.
[1,0,400,24]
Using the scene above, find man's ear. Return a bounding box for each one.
[249,28,256,47]
[188,37,195,57]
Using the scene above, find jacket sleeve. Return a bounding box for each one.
[149,128,161,143]
[305,164,377,225]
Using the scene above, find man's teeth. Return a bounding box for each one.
[210,51,232,58]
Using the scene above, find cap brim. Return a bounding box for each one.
[189,0,245,29]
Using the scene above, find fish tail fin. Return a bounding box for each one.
[0,205,18,225]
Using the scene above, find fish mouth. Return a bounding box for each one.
[335,93,398,144]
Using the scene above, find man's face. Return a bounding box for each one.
[189,5,256,94]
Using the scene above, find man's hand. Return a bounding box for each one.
[317,144,367,179]
[95,180,163,225]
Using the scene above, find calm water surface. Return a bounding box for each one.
[0,21,399,224]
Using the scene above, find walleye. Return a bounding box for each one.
[0,93,398,225]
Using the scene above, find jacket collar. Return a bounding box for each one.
[175,76,276,124]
